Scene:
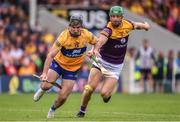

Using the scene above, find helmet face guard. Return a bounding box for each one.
[69,15,83,27]
[109,6,124,16]
[69,15,83,37]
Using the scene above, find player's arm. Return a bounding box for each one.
[93,34,108,57]
[133,21,150,31]
[87,45,94,58]
[93,27,111,57]
[40,40,61,81]
[94,34,108,51]
[87,32,98,58]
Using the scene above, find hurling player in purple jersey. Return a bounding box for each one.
[77,6,150,117]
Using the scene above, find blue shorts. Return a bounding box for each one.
[50,60,79,80]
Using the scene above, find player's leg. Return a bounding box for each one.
[175,74,180,92]
[159,80,164,92]
[77,67,102,117]
[140,69,146,92]
[147,71,154,92]
[101,77,118,103]
[47,79,75,118]
[33,69,59,102]
[100,60,123,103]
[47,66,79,118]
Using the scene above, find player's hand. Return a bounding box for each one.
[87,50,94,58]
[144,22,150,31]
[40,73,47,82]
[93,49,101,58]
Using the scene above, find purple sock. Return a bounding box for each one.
[80,106,86,113]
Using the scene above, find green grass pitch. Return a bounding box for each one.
[0,93,180,121]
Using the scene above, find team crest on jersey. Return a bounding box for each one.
[74,42,79,48]
[121,38,127,44]
[114,38,127,48]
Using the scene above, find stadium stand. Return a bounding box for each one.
[0,1,52,76]
[0,0,180,93]
[37,0,180,36]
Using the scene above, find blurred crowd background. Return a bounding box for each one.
[38,0,180,35]
[0,0,180,93]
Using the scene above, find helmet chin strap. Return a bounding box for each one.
[111,18,123,28]
[112,23,120,28]
[70,31,80,37]
[112,21,122,28]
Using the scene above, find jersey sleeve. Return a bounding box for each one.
[87,31,97,45]
[125,19,134,31]
[52,31,65,50]
[100,27,112,38]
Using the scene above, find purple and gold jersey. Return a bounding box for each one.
[100,19,134,64]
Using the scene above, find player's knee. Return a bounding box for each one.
[84,85,93,93]
[61,95,68,102]
[59,92,69,101]
[101,90,110,98]
[41,82,51,91]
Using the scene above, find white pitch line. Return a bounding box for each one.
[102,111,180,118]
[53,110,180,118]
[0,108,41,112]
[1,109,180,119]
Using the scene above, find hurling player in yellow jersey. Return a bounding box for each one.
[33,14,97,118]
[77,6,150,117]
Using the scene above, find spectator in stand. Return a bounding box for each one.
[36,0,180,36]
[42,29,55,44]
[89,0,99,6]
[18,57,36,76]
[120,0,130,8]
[165,50,175,93]
[0,0,180,78]
[166,50,174,80]
[130,0,145,16]
[1,46,12,66]
[0,3,55,77]
[0,22,6,50]
[136,39,155,92]
[0,54,6,75]
[154,51,165,92]
[174,51,180,92]
[9,44,23,63]
[173,15,180,36]
[37,43,47,63]
[166,1,179,32]
[59,0,67,6]
[4,61,17,76]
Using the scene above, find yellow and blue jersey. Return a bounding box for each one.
[52,28,96,72]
